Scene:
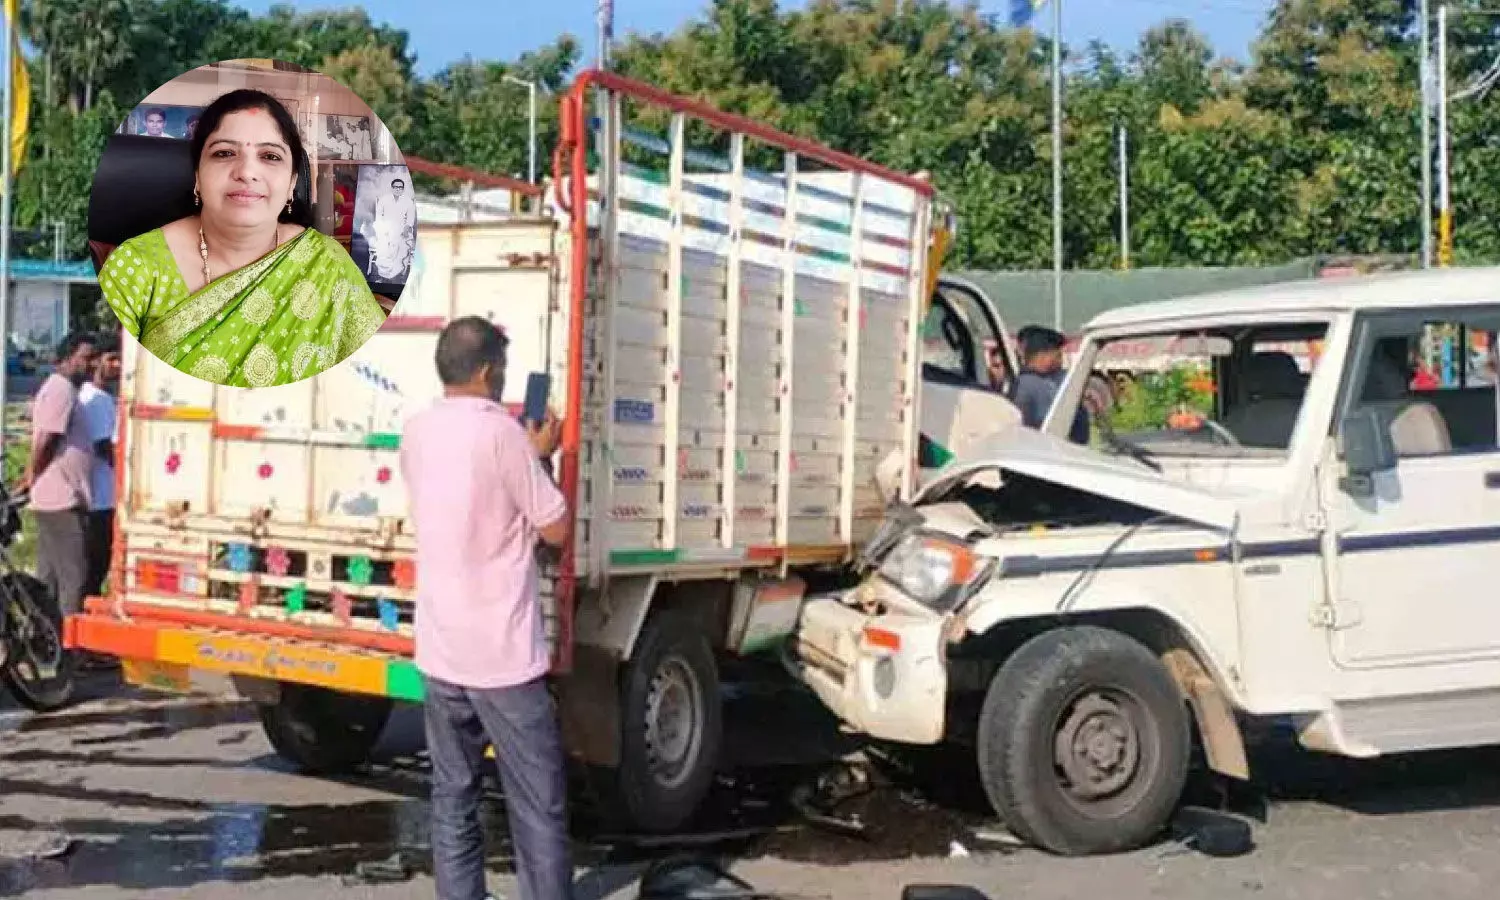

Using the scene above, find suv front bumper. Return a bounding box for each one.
[791,591,948,745]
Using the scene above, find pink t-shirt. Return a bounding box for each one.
[29,373,94,513]
[400,396,567,689]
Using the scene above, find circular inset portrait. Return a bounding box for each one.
[87,58,416,388]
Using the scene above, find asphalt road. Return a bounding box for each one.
[4,673,1500,900]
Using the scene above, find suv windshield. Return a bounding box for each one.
[1086,322,1330,458]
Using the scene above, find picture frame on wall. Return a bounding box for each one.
[349,164,416,293]
[317,114,374,161]
[314,164,359,238]
[126,104,204,140]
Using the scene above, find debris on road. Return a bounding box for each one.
[1162,806,1255,858]
[0,830,73,861]
[339,852,414,886]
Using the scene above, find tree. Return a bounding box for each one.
[320,42,415,140]
[408,37,579,181]
[42,0,133,109]
[14,92,122,255]
[103,0,254,108]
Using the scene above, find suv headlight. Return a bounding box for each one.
[878,533,993,611]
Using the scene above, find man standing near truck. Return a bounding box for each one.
[79,339,121,602]
[1010,325,1091,445]
[400,316,573,900]
[20,332,98,631]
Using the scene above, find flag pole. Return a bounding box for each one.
[1050,0,1063,330]
[0,2,14,466]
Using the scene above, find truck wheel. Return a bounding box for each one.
[599,608,723,833]
[976,626,1190,856]
[258,683,392,774]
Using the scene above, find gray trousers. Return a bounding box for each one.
[32,508,88,618]
[424,674,574,900]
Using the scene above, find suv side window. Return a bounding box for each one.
[1342,312,1500,458]
[920,300,969,381]
[922,283,1010,392]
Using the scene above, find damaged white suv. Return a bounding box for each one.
[793,268,1500,856]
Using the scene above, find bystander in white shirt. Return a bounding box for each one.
[77,382,116,511]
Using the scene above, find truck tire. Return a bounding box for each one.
[976,626,1190,856]
[597,608,723,834]
[258,683,393,774]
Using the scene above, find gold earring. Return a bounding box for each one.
[193,187,200,207]
[285,198,292,215]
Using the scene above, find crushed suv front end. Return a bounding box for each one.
[792,511,997,745]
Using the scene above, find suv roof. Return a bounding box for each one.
[1086,266,1500,332]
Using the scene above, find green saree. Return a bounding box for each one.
[99,227,387,388]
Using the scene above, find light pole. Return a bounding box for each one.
[503,74,538,186]
[1050,0,1063,330]
[1117,123,1129,270]
[1419,0,1433,268]
[1437,3,1452,267]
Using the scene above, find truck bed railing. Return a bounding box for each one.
[550,70,940,671]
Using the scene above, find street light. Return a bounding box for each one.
[1429,3,1500,267]
[503,73,538,186]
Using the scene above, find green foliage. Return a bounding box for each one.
[10,0,1500,272]
[1107,365,1214,434]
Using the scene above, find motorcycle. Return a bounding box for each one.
[0,484,76,711]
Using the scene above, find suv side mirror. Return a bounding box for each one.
[1339,407,1397,494]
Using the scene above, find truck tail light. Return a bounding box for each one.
[138,559,182,593]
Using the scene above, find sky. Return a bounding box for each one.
[235,0,1278,78]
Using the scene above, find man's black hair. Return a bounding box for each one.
[434,316,508,386]
[95,336,121,356]
[392,177,406,188]
[1019,325,1067,360]
[56,331,96,360]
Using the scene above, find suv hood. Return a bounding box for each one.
[916,427,1241,533]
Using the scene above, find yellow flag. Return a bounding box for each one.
[3,0,28,178]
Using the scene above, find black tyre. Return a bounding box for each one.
[1,572,77,712]
[596,608,722,833]
[258,683,393,774]
[977,626,1190,856]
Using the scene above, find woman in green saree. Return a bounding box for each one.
[100,89,389,388]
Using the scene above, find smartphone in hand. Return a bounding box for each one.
[522,372,551,427]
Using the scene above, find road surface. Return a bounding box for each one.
[3,672,1500,900]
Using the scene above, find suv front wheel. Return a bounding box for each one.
[976,626,1191,856]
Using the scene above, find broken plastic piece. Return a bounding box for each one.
[1167,806,1255,858]
[340,852,412,886]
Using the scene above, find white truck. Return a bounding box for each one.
[793,266,1500,855]
[64,71,1021,833]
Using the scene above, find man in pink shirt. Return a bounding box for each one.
[20,333,99,635]
[400,316,571,900]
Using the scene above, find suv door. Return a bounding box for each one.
[917,278,1021,469]
[1325,308,1500,669]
